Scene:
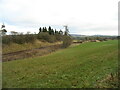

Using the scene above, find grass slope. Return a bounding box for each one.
[3,40,118,88]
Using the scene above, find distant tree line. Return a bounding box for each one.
[1,23,118,48]
[1,24,72,48]
[38,26,63,35]
[73,36,118,42]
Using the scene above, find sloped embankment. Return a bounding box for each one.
[3,44,62,62]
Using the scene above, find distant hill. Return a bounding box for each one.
[70,34,117,37]
[70,34,86,37]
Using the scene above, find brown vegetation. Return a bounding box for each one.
[62,35,72,48]
[96,73,118,88]
[2,44,62,62]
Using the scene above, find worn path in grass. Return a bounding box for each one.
[2,44,62,62]
[3,42,81,62]
[3,40,118,88]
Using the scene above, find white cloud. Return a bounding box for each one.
[0,0,119,35]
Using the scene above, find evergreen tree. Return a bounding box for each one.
[48,26,52,35]
[59,30,63,35]
[55,29,59,34]
[44,27,47,32]
[48,26,51,31]
[55,30,59,34]
[51,29,54,35]
[43,27,45,32]
[39,27,42,33]
[55,29,57,34]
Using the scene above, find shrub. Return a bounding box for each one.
[37,32,56,43]
[2,34,36,45]
[48,35,56,43]
[55,34,63,41]
[12,35,25,44]
[2,35,12,45]
[25,34,36,43]
[62,35,72,48]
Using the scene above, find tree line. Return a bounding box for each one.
[1,24,72,48]
[0,25,67,36]
[73,36,118,42]
[39,26,63,35]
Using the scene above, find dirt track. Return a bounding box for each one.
[2,44,62,62]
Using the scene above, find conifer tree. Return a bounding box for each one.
[59,30,63,35]
[51,29,54,35]
[43,27,45,32]
[44,27,47,32]
[39,27,42,33]
[48,26,52,35]
[55,29,57,34]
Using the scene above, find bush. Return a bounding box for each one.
[24,34,36,43]
[62,35,72,48]
[37,32,56,43]
[2,34,36,45]
[48,35,56,43]
[2,32,64,45]
[2,35,12,45]
[55,34,63,41]
[12,35,25,44]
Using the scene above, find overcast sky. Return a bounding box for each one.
[0,0,119,35]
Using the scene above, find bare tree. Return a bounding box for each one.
[0,23,7,36]
[10,31,18,35]
[64,25,69,35]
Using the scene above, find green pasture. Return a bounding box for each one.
[3,40,118,88]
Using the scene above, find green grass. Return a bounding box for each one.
[3,40,118,88]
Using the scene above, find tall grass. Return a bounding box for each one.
[3,40,62,54]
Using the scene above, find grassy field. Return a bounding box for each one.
[2,40,118,88]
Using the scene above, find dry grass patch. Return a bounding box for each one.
[3,40,62,54]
